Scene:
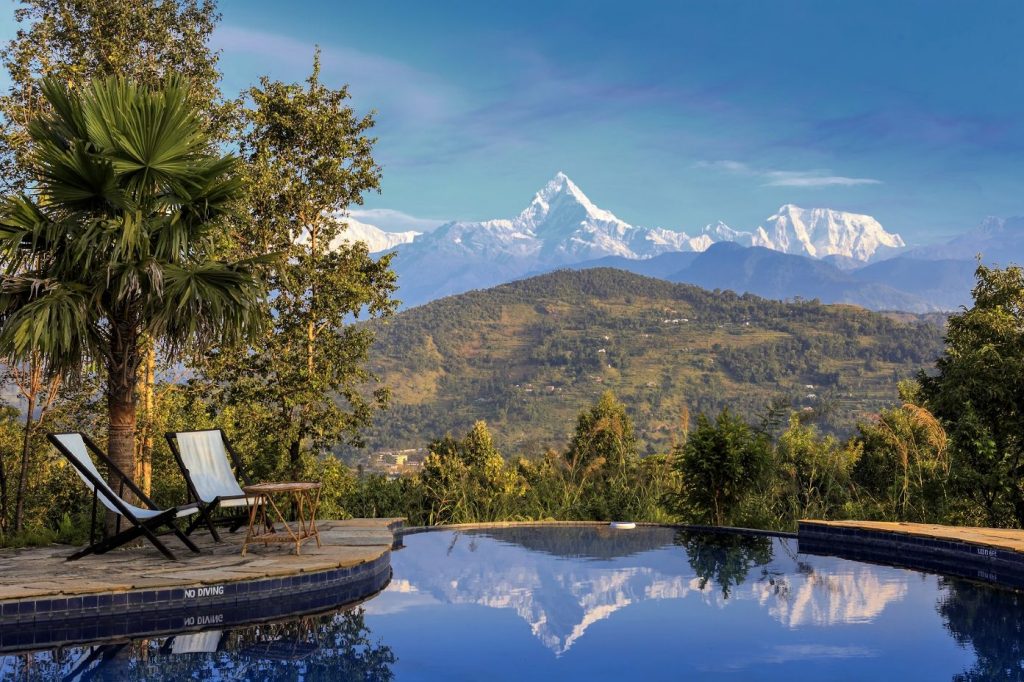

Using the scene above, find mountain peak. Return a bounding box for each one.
[518,173,624,233]
[761,204,905,260]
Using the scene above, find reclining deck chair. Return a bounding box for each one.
[165,429,254,542]
[48,432,201,561]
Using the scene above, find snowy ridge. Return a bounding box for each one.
[395,173,904,264]
[383,172,908,306]
[330,215,420,253]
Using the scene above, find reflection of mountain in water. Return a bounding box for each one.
[753,567,909,627]
[377,528,912,655]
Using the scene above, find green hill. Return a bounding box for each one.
[356,268,945,456]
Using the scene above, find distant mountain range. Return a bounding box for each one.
[335,172,1016,311]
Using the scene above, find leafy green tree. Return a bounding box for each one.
[0,77,265,503]
[204,53,397,477]
[920,264,1024,526]
[672,408,771,526]
[561,390,637,516]
[420,421,525,524]
[0,0,231,532]
[0,0,225,192]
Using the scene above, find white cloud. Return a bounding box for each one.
[694,160,752,173]
[348,208,445,233]
[697,160,881,188]
[763,171,881,187]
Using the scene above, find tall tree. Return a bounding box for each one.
[0,0,224,192]
[0,0,227,511]
[0,77,265,507]
[920,263,1024,526]
[205,52,397,477]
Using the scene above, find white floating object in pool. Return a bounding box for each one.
[609,521,636,529]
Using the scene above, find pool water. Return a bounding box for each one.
[3,526,1023,680]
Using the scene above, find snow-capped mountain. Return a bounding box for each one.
[331,215,420,253]
[757,205,906,261]
[384,173,909,307]
[409,172,698,264]
[700,206,905,261]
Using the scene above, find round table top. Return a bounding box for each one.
[244,482,322,493]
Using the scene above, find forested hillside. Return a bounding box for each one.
[357,268,945,456]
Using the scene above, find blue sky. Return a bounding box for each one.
[8,1,1024,242]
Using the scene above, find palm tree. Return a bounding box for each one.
[0,76,265,499]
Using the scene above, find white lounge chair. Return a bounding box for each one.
[48,432,201,561]
[165,429,254,541]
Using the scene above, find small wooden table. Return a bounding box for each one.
[241,482,322,556]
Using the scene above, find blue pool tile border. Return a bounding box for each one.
[798,522,1024,590]
[0,551,390,627]
[0,553,392,653]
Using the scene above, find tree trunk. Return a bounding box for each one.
[136,343,156,497]
[288,438,302,481]
[106,374,137,534]
[13,392,36,533]
[0,445,7,533]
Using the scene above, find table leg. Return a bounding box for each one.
[309,488,322,549]
[242,494,263,557]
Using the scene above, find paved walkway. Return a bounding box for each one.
[804,519,1024,553]
[0,518,402,603]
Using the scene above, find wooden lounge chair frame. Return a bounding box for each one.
[48,432,201,561]
[165,428,254,542]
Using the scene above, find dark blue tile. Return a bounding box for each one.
[83,595,98,609]
[67,597,82,611]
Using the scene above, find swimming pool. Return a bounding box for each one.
[3,525,1022,680]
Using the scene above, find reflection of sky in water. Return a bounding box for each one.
[364,527,978,681]
[4,527,1020,681]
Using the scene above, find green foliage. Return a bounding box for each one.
[852,397,949,522]
[360,268,945,457]
[201,52,397,476]
[920,263,1024,526]
[0,0,226,192]
[0,76,265,485]
[420,421,526,524]
[672,408,772,526]
[773,414,860,522]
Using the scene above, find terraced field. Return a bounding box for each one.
[354,268,946,456]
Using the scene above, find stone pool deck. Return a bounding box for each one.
[0,518,403,652]
[799,519,1024,589]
